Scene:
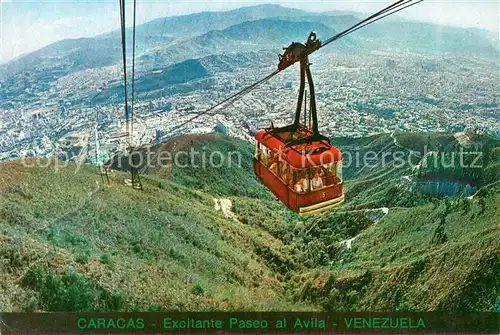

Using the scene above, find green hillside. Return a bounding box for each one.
[0,159,307,312]
[290,183,500,311]
[334,131,500,208]
[112,133,271,199]
[1,131,499,312]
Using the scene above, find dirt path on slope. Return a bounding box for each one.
[213,198,239,221]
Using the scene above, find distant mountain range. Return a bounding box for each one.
[130,4,316,38]
[1,4,498,81]
[138,18,344,71]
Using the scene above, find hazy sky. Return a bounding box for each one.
[0,0,498,64]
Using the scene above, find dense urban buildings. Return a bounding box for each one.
[0,14,498,164]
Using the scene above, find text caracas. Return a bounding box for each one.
[77,317,145,330]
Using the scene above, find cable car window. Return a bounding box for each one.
[336,161,343,183]
[278,160,288,181]
[269,160,277,175]
[323,163,335,186]
[307,169,313,192]
[261,146,270,165]
[292,169,298,191]
[269,151,277,168]
[286,165,294,188]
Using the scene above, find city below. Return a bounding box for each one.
[0,7,498,165]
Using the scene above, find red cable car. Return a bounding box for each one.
[254,32,344,215]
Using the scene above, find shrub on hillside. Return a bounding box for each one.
[22,264,124,312]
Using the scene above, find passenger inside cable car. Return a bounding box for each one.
[312,171,323,190]
[294,173,308,193]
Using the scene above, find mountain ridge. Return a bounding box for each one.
[1,4,497,80]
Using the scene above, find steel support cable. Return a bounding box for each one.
[322,1,405,46]
[321,0,423,48]
[321,0,415,47]
[215,79,266,113]
[343,1,423,39]
[119,0,129,137]
[131,0,137,144]
[166,69,281,134]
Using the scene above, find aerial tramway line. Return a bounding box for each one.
[118,0,142,190]
[117,0,422,214]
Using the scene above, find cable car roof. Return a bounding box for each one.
[255,129,342,169]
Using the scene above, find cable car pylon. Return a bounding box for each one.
[119,0,142,190]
